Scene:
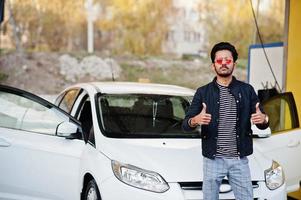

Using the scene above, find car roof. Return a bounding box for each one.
[71,82,195,96]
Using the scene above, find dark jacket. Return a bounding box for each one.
[182,77,269,159]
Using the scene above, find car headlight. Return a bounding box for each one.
[111,160,170,193]
[264,160,285,190]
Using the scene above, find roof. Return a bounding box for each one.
[72,82,195,96]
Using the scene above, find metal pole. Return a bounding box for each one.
[87,18,93,53]
[86,0,94,53]
[282,0,290,92]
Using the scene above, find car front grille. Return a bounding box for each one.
[178,180,260,200]
[179,180,259,191]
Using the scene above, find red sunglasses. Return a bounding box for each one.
[215,58,233,65]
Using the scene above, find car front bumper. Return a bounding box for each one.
[99,176,287,200]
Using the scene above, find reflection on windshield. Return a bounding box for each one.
[97,94,199,138]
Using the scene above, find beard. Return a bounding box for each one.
[214,64,234,77]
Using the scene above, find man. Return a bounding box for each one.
[182,42,269,200]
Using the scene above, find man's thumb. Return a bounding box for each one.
[201,103,207,114]
[255,102,260,113]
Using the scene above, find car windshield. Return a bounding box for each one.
[97,94,199,138]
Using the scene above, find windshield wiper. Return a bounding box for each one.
[152,101,158,127]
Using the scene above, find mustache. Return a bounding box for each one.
[220,65,229,69]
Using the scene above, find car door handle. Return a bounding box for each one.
[0,138,11,147]
[287,140,300,148]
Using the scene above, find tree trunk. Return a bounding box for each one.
[6,0,24,55]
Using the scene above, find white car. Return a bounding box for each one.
[0,82,288,200]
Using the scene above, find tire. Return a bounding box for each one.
[83,179,101,200]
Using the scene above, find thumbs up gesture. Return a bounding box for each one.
[189,103,212,127]
[251,102,268,124]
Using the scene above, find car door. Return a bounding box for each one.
[254,92,301,192]
[0,85,85,200]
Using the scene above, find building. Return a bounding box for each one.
[162,0,206,57]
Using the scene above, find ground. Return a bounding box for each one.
[0,52,66,94]
[0,51,247,95]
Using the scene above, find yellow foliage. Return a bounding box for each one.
[98,0,173,55]
[198,0,285,58]
[9,0,86,51]
[6,0,284,55]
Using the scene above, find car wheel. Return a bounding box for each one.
[84,179,101,200]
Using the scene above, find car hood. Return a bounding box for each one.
[100,138,271,182]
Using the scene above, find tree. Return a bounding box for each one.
[255,0,285,43]
[198,0,285,58]
[98,0,173,55]
[9,0,85,51]
[6,0,23,54]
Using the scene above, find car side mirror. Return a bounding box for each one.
[251,124,272,138]
[56,121,81,139]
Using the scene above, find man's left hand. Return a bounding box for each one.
[251,102,268,124]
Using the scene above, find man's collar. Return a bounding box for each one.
[212,76,237,88]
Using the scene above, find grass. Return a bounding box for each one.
[0,73,8,82]
[119,62,214,90]
[237,58,248,69]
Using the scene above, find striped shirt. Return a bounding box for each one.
[216,83,238,158]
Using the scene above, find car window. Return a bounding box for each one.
[58,89,81,113]
[77,98,95,146]
[97,94,198,138]
[263,92,299,134]
[0,91,69,135]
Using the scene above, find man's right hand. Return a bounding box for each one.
[189,103,212,127]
